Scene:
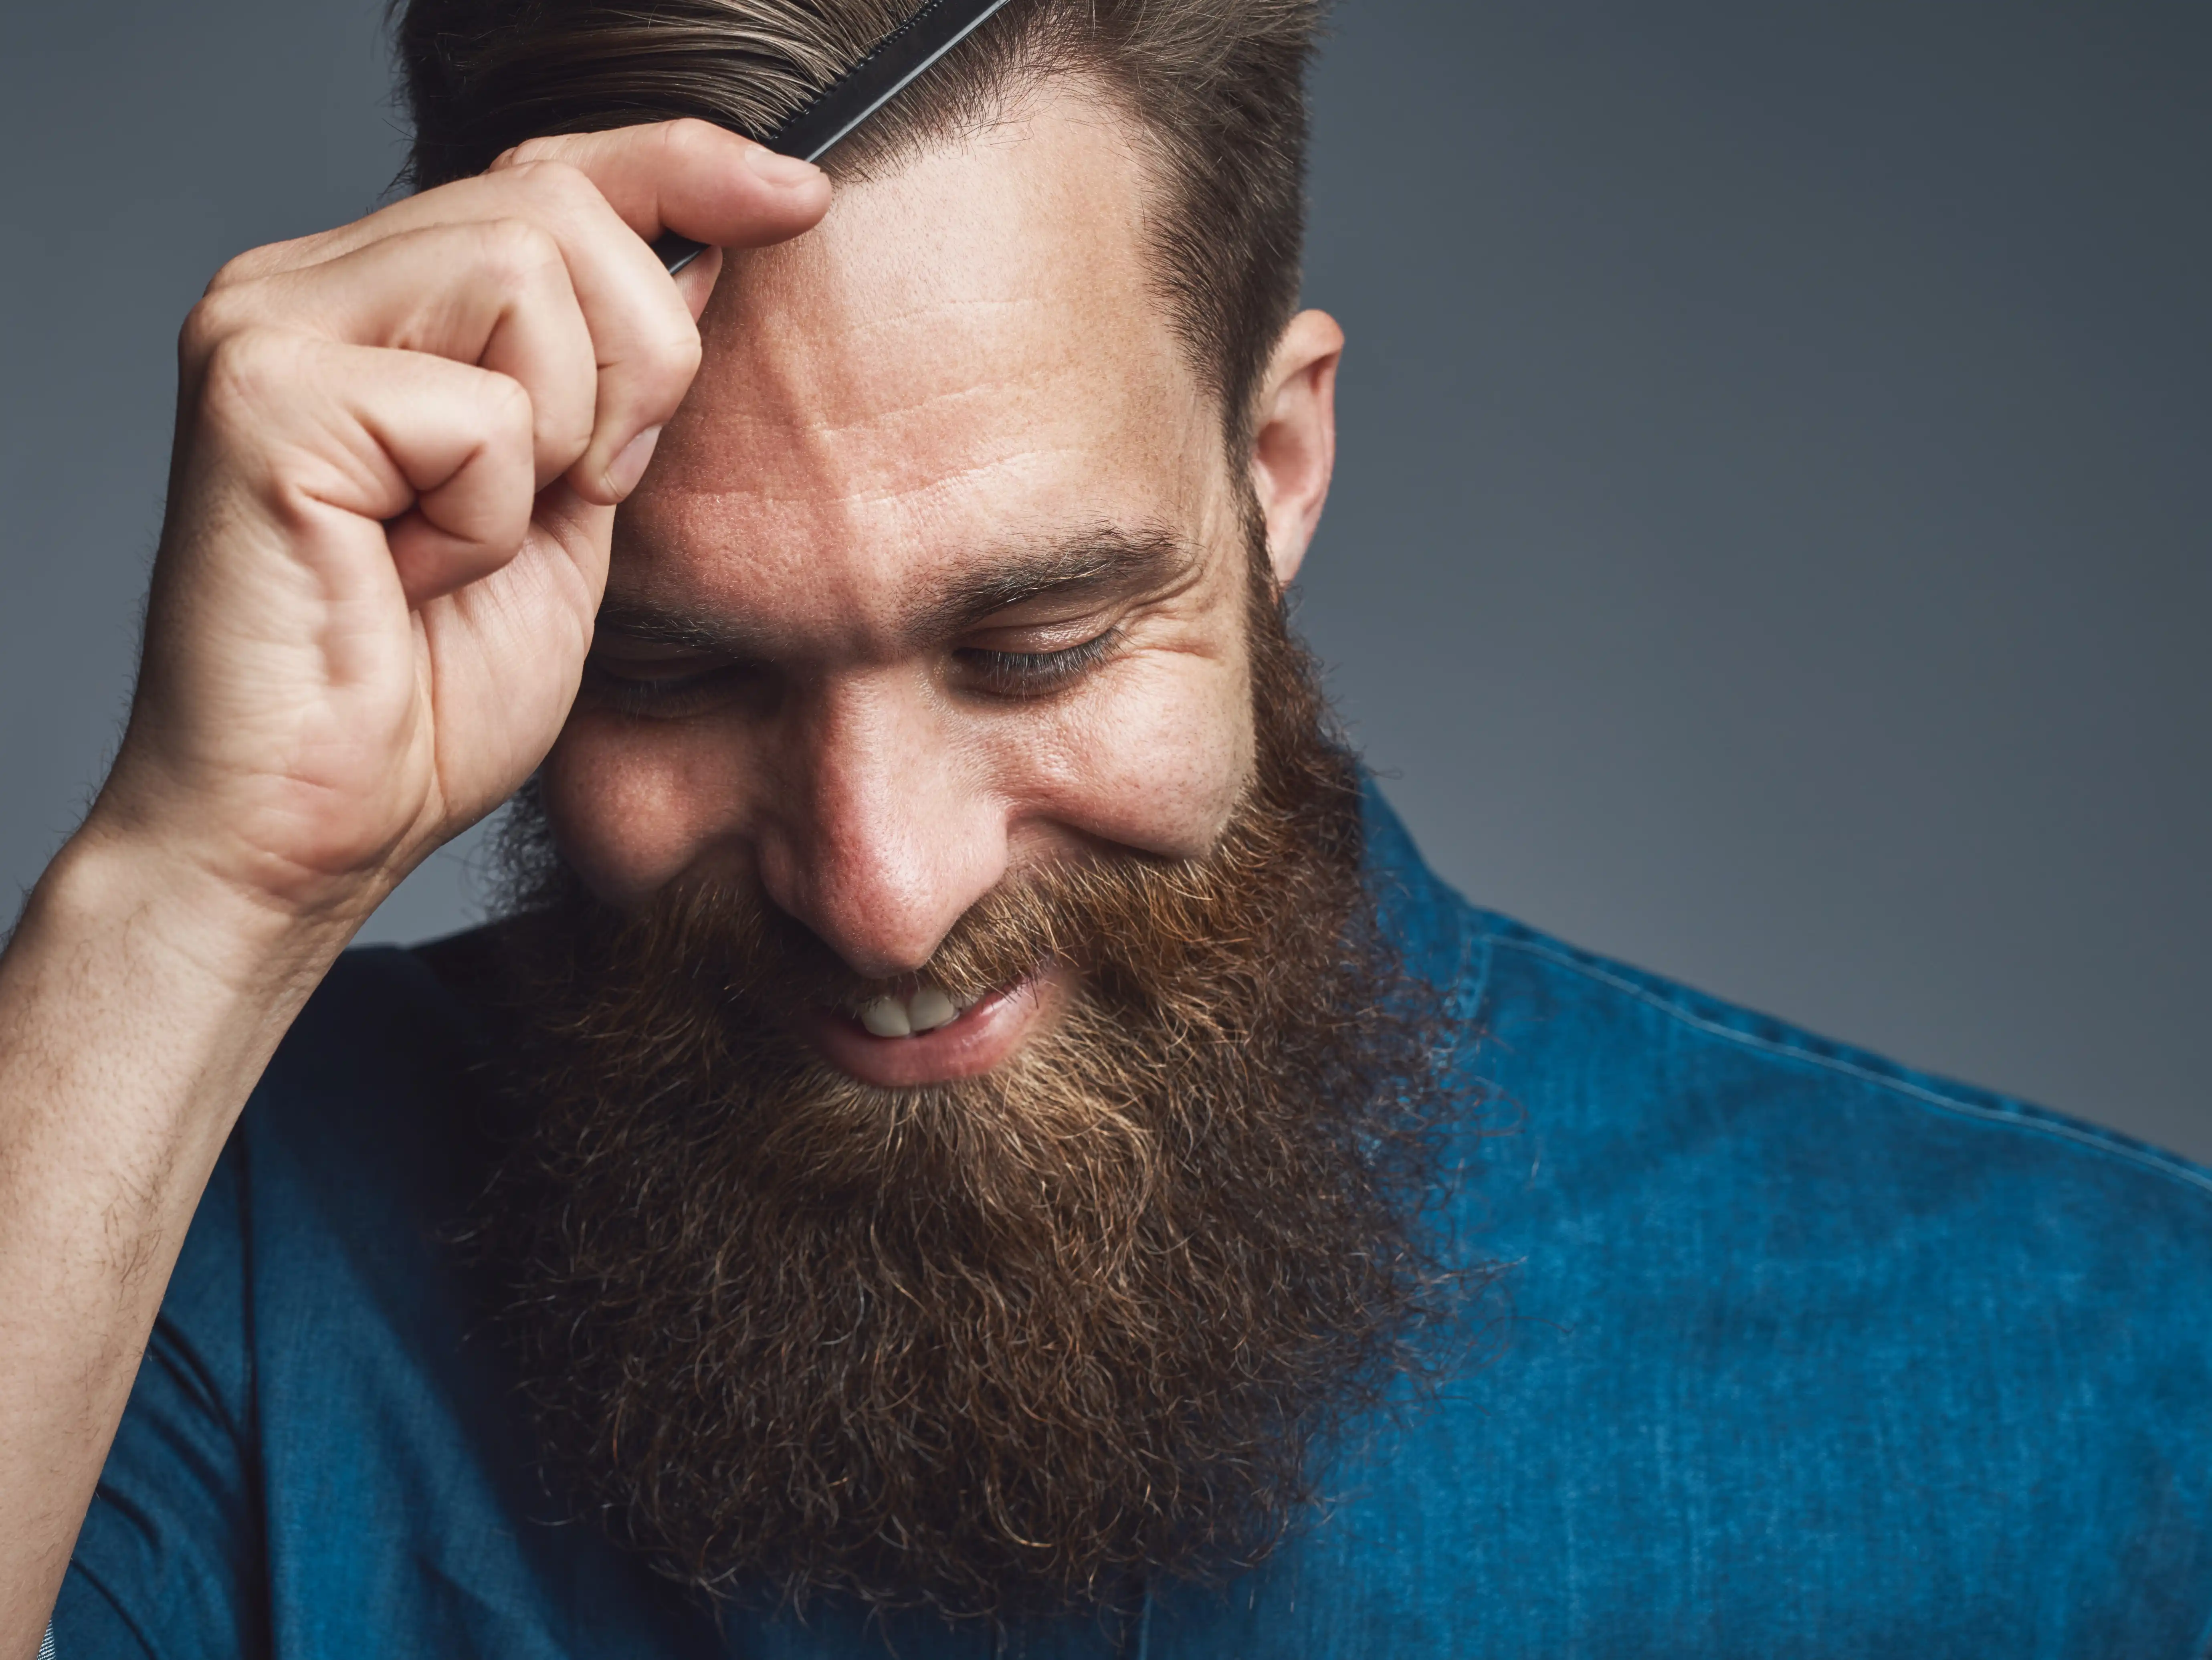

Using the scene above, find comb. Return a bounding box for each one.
[651,0,1016,273]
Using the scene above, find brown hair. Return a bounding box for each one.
[471,551,1479,1622]
[392,0,1321,440]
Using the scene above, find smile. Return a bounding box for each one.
[853,985,980,1038]
[800,967,1071,1088]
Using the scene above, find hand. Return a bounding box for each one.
[89,119,830,931]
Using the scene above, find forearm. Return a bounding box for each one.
[0,827,361,1655]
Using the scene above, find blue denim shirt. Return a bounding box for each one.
[57,790,2212,1656]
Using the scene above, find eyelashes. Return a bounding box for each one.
[953,629,1120,699]
[577,660,753,719]
[581,628,1122,718]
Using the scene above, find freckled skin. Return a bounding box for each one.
[543,87,1343,1021]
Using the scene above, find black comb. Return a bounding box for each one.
[651,0,1015,274]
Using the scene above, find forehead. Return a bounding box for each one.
[617,87,1222,637]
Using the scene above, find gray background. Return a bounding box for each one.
[3,3,2206,1157]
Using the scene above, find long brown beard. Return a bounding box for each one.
[473,565,1465,1624]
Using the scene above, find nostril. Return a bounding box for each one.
[762,767,1013,985]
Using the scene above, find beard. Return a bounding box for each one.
[472,553,1466,1625]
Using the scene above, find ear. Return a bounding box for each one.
[1248,309,1345,590]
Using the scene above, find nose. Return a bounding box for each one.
[754,679,1012,978]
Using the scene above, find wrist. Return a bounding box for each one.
[0,816,369,1200]
[21,817,374,1008]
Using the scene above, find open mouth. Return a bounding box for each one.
[849,984,987,1039]
[801,968,1067,1087]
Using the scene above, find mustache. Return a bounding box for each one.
[541,809,1315,1042]
[498,781,1382,1240]
[470,556,1485,1623]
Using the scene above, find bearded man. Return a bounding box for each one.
[4,0,2210,1655]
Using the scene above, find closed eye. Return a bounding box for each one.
[578,656,770,719]
[953,629,1120,699]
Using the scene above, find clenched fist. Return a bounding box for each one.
[0,119,831,1659]
[99,119,829,926]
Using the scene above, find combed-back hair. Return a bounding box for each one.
[393,0,1321,442]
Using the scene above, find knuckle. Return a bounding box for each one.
[464,372,542,477]
[471,216,565,287]
[205,248,265,293]
[506,156,598,214]
[205,230,319,293]
[481,369,539,444]
[194,327,305,428]
[658,321,705,383]
[658,117,726,166]
[540,396,594,458]
[613,319,702,420]
[178,287,246,367]
[497,135,567,171]
[480,363,532,415]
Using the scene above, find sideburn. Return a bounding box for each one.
[473,552,1468,1624]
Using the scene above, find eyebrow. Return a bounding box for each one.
[593,527,1199,662]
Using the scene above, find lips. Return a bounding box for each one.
[802,968,1069,1088]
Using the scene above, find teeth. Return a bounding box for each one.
[856,985,964,1040]
[859,997,912,1038]
[907,987,958,1033]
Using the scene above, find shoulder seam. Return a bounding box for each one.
[1491,936,2212,1206]
[1449,912,1492,1029]
[1434,917,1494,1083]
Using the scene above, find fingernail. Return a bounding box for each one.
[608,425,664,499]
[745,145,823,188]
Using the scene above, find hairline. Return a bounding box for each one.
[815,57,1280,451]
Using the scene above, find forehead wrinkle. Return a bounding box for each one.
[821,293,1052,345]
[666,359,1201,545]
[745,383,1068,450]
[653,441,1095,517]
[710,301,1075,429]
[699,353,1111,450]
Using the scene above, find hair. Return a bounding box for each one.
[392,0,1321,442]
[469,544,1483,1622]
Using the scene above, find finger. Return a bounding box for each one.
[199,222,599,493]
[208,167,695,507]
[340,350,539,606]
[207,121,829,503]
[196,329,538,607]
[495,119,830,250]
[224,119,826,286]
[672,244,725,324]
[262,158,720,503]
[478,157,712,502]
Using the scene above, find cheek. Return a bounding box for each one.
[539,715,749,904]
[1010,650,1256,862]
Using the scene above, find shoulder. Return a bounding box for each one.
[1329,788,2212,1649]
[1364,780,2212,1242]
[1465,906,2212,1257]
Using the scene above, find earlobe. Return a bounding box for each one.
[1249,309,1345,590]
